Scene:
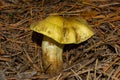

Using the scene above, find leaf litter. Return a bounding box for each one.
[0,0,120,80]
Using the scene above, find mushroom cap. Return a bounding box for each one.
[30,15,94,44]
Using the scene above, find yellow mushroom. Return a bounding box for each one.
[30,14,94,75]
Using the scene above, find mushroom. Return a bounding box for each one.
[30,14,94,74]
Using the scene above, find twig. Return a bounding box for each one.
[56,73,62,80]
[86,70,90,80]
[0,57,11,62]
[71,69,82,80]
[94,59,98,80]
[103,57,120,72]
[107,69,115,80]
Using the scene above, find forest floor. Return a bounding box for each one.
[0,0,120,80]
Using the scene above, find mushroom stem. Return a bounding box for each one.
[42,36,64,74]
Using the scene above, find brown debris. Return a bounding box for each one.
[0,0,120,80]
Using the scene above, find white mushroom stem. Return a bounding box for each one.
[42,36,64,74]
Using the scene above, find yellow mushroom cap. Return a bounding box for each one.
[30,15,94,44]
